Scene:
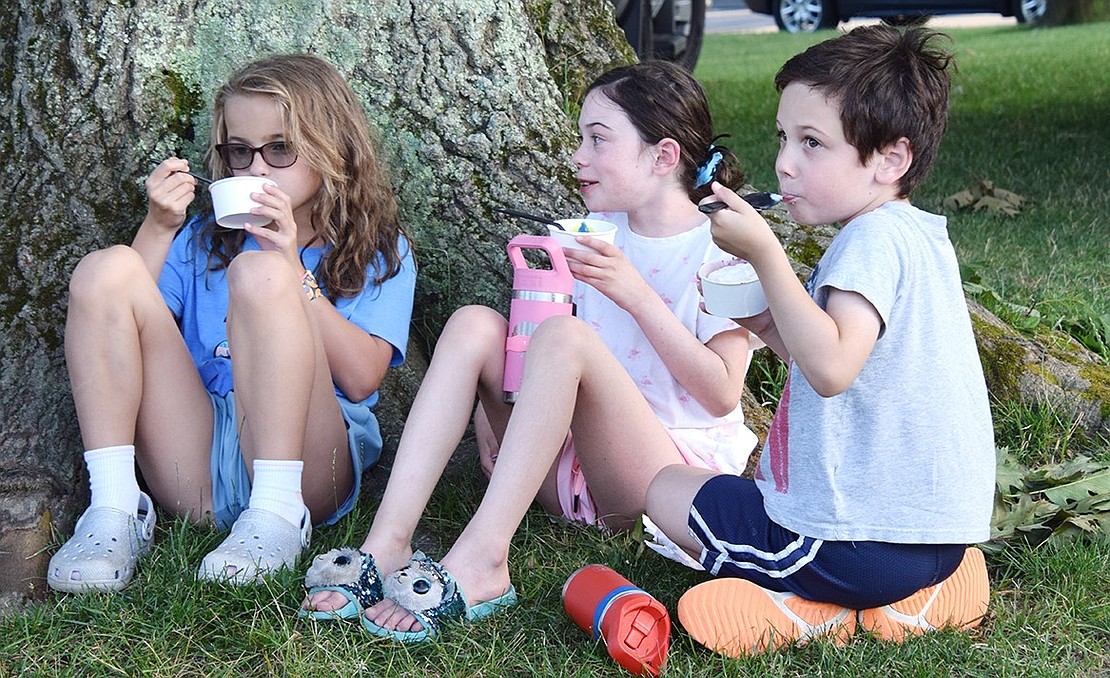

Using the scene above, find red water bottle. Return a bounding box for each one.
[502,235,574,403]
[562,565,671,676]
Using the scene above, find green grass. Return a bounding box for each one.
[4,23,1110,677]
[696,22,1110,332]
[4,456,1109,676]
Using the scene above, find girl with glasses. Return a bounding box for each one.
[47,54,416,590]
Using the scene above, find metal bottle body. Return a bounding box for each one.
[502,235,575,403]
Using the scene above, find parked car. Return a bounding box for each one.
[611,0,708,69]
[745,0,1048,33]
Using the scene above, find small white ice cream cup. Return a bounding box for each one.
[698,258,768,318]
[209,176,276,228]
[547,218,618,251]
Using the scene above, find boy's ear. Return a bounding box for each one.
[875,137,913,185]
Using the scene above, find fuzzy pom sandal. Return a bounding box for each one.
[298,547,385,621]
[361,551,518,642]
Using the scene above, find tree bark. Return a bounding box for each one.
[0,0,632,609]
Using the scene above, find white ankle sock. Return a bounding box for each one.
[247,459,306,527]
[85,445,141,516]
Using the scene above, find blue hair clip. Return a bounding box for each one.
[695,149,724,189]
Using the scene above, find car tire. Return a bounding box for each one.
[617,0,654,58]
[772,0,837,33]
[614,0,705,69]
[1013,0,1047,23]
[651,0,706,70]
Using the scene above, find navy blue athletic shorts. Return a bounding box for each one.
[688,474,966,609]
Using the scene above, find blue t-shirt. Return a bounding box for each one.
[158,215,416,409]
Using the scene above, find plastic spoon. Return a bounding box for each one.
[150,160,212,184]
[493,206,567,230]
[699,191,783,214]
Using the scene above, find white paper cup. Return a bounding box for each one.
[208,176,276,228]
[548,218,618,251]
[698,258,768,318]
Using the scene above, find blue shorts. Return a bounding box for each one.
[689,474,966,608]
[208,391,382,530]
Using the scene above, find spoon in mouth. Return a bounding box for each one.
[493,206,567,230]
[699,192,783,214]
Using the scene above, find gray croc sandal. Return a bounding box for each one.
[47,491,157,593]
[298,547,384,621]
[197,505,311,585]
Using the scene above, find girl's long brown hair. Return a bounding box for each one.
[205,54,407,297]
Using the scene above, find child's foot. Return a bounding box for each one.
[678,578,856,657]
[362,552,516,641]
[47,492,157,593]
[858,546,989,642]
[197,505,311,584]
[362,553,512,634]
[301,547,412,616]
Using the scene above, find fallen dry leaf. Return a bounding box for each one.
[944,180,1027,217]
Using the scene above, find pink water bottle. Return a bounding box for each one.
[502,235,574,403]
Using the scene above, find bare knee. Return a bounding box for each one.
[69,245,148,303]
[527,314,594,356]
[226,250,296,308]
[438,305,509,349]
[646,464,714,527]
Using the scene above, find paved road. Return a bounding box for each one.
[706,0,777,34]
[706,0,1018,34]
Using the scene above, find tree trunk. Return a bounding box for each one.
[0,0,632,609]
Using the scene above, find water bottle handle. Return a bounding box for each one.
[506,235,571,278]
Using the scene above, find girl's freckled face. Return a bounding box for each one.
[571,91,656,214]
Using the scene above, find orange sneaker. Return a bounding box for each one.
[678,578,856,657]
[858,547,989,642]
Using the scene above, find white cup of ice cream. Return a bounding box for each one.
[547,218,618,251]
[209,176,276,228]
[698,258,768,318]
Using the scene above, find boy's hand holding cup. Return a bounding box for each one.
[698,258,768,319]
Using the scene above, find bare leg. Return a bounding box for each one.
[66,246,214,521]
[366,315,685,632]
[645,464,720,557]
[361,306,511,563]
[305,305,512,616]
[224,251,350,523]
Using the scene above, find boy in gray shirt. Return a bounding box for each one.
[645,25,995,657]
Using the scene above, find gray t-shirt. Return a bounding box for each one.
[755,202,994,543]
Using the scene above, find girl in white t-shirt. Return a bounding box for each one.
[301,61,759,641]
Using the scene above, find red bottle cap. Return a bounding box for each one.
[600,590,670,676]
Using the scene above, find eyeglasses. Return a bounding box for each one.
[215,142,297,170]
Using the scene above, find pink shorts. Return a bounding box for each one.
[555,430,706,528]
